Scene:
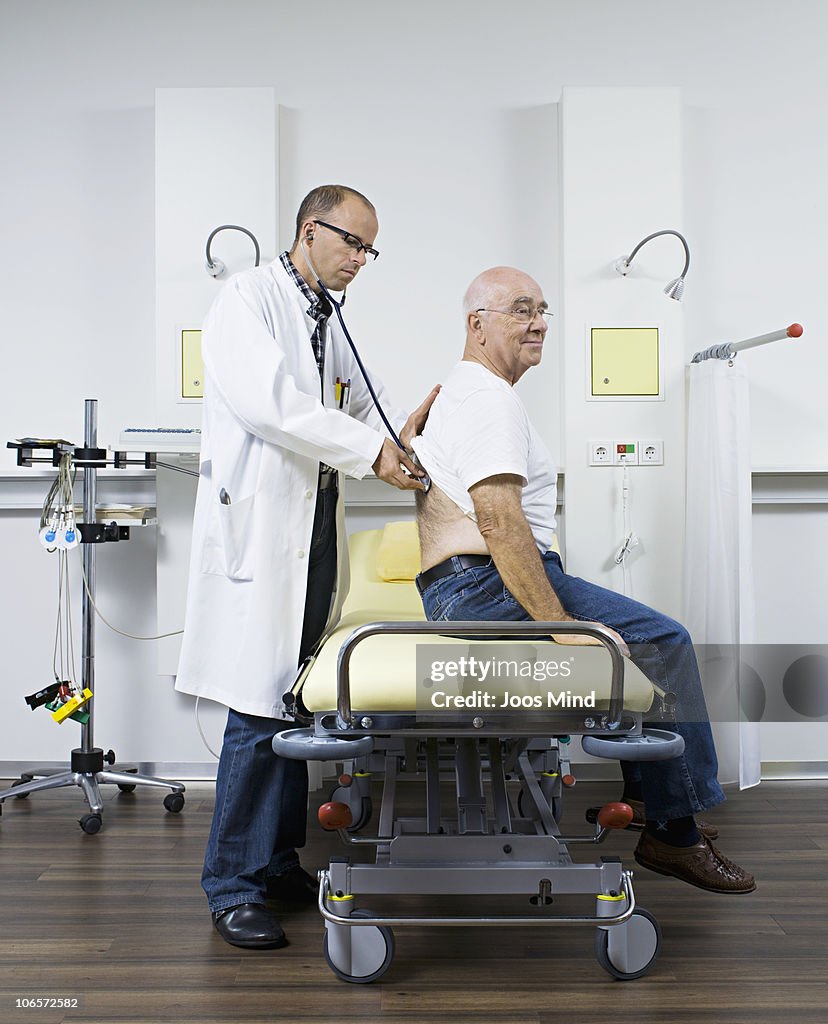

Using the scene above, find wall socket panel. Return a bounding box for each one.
[589,440,663,466]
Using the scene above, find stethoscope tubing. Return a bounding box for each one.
[317,278,406,450]
[302,245,430,490]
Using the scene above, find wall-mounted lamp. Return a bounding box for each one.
[614,229,691,301]
[205,224,261,278]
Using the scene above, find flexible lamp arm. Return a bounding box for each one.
[623,229,690,279]
[205,224,261,277]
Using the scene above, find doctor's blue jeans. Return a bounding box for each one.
[202,482,338,913]
[418,551,725,822]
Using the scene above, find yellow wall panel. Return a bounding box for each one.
[181,329,204,399]
[591,327,660,397]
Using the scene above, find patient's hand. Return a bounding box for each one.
[551,624,630,657]
[400,384,441,452]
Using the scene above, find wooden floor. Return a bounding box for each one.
[0,775,826,1024]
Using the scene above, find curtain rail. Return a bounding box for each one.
[691,323,803,363]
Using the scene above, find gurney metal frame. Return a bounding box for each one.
[276,620,683,983]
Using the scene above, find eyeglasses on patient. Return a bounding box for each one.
[313,220,380,261]
[476,305,554,324]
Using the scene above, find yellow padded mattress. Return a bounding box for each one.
[297,528,655,716]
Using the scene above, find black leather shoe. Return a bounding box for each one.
[265,865,319,905]
[212,903,288,949]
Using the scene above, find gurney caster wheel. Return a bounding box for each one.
[595,907,661,980]
[329,786,373,832]
[517,787,562,824]
[323,909,394,984]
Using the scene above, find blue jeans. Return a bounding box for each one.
[202,482,338,913]
[418,551,724,821]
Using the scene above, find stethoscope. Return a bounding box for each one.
[301,239,431,491]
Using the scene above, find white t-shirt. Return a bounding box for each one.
[412,361,557,551]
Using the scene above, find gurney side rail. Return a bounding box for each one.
[335,620,626,730]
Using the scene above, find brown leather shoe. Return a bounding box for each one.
[626,799,719,841]
[634,832,755,894]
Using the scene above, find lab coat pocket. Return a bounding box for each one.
[201,493,256,581]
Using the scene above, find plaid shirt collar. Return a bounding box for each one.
[279,250,331,397]
[279,251,330,322]
[279,252,337,477]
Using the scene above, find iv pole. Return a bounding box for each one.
[0,399,185,834]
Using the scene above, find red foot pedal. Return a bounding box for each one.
[596,802,634,829]
[318,801,353,830]
[338,773,353,787]
[562,774,577,788]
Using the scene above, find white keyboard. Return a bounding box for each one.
[117,427,202,453]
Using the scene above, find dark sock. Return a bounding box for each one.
[619,761,642,804]
[645,816,701,847]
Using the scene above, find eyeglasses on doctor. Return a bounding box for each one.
[313,220,380,261]
[475,305,554,324]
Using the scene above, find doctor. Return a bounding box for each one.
[176,184,435,949]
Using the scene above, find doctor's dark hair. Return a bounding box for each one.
[291,185,376,249]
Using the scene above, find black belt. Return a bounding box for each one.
[415,553,492,593]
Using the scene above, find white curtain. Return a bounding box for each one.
[684,358,760,789]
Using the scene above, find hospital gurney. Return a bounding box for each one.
[276,523,684,983]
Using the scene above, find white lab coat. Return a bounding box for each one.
[175,257,406,718]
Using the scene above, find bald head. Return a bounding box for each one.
[462,266,542,321]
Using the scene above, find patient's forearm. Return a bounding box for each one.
[483,518,570,622]
[470,477,628,653]
[471,476,567,621]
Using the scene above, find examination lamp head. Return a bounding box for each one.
[664,277,685,301]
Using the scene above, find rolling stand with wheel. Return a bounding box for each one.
[0,399,185,834]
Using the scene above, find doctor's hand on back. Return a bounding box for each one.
[373,384,441,491]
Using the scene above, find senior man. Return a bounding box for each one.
[411,265,754,895]
[177,185,436,950]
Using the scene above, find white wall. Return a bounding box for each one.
[753,503,828,765]
[560,88,686,617]
[155,87,279,428]
[2,1,826,771]
[683,93,828,465]
[4,1,825,466]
